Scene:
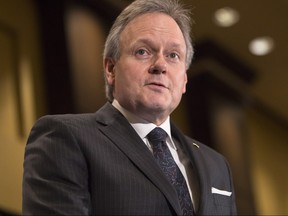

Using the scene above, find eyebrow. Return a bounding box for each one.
[132,38,185,52]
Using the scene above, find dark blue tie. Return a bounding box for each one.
[147,127,194,215]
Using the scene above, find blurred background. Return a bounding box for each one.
[0,0,287,215]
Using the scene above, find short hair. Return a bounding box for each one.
[103,0,194,102]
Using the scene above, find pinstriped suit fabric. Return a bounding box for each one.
[23,102,237,215]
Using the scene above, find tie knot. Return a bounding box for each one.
[147,127,167,143]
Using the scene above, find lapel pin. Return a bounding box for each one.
[193,143,200,148]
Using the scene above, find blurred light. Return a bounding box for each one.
[213,7,239,27]
[249,37,274,56]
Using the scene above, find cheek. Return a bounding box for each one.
[114,63,141,91]
[118,62,146,82]
[114,72,126,91]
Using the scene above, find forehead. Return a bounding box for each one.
[120,12,185,47]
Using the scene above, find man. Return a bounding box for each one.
[23,0,237,215]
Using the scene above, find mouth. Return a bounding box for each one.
[146,82,168,89]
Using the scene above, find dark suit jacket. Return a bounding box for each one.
[23,102,237,215]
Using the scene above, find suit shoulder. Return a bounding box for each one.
[37,112,96,124]
[31,112,98,133]
[27,112,102,147]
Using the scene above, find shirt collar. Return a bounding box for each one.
[112,99,176,150]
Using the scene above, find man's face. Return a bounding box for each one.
[105,12,188,125]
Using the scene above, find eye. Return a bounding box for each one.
[168,52,180,60]
[136,49,148,56]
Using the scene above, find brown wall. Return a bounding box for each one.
[247,107,288,214]
[0,0,43,213]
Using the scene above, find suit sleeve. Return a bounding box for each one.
[22,116,91,215]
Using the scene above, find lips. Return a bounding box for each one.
[146,81,168,89]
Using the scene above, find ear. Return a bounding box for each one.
[104,58,116,85]
[182,73,188,94]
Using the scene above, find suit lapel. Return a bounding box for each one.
[95,103,182,215]
[171,123,211,215]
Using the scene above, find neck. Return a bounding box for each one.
[112,99,170,125]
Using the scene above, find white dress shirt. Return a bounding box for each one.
[112,100,194,203]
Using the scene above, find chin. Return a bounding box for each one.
[147,102,169,113]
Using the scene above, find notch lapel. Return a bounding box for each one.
[171,123,210,215]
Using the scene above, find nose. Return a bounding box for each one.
[148,55,167,74]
